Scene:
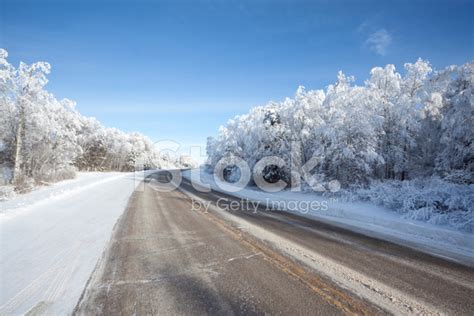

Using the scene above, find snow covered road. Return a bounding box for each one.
[182,169,474,266]
[75,171,474,315]
[1,170,473,315]
[0,172,147,315]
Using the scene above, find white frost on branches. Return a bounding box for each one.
[206,59,473,230]
[0,49,176,191]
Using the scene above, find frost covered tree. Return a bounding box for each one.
[312,72,383,184]
[1,52,47,183]
[206,59,474,187]
[0,49,175,191]
[435,62,474,183]
[0,49,73,186]
[365,60,432,180]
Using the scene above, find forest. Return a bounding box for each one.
[0,49,178,193]
[206,59,473,230]
[1,47,472,230]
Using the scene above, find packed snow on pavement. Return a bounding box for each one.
[182,168,474,266]
[0,171,151,315]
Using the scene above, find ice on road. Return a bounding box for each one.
[0,172,148,315]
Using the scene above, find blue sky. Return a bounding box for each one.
[1,0,473,160]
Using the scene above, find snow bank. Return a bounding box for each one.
[0,186,15,201]
[182,168,474,266]
[0,172,125,220]
[0,171,152,315]
[345,178,474,232]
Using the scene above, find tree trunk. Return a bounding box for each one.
[12,99,25,184]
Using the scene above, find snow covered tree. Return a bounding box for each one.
[0,49,175,191]
[304,72,383,185]
[435,62,474,183]
[206,58,473,188]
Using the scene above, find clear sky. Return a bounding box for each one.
[1,0,473,161]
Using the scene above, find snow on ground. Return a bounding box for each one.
[182,168,474,266]
[0,171,151,315]
[1,172,123,219]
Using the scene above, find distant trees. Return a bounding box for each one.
[0,49,174,191]
[206,59,473,187]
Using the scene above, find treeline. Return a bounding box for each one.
[206,59,473,187]
[0,49,174,191]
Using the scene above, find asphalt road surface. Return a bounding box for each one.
[74,171,474,315]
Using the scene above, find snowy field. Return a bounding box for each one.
[0,171,150,315]
[183,169,474,266]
